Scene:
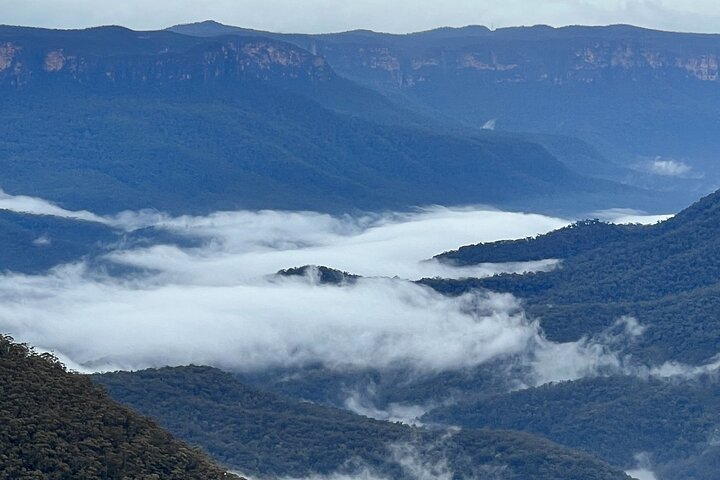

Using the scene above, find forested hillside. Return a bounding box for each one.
[437,219,647,265]
[171,21,720,204]
[0,335,240,479]
[408,188,720,478]
[428,188,720,363]
[94,365,632,480]
[425,374,720,479]
[0,25,660,216]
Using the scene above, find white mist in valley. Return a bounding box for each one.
[0,188,683,385]
[626,469,658,480]
[235,431,506,480]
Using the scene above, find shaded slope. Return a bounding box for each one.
[171,22,720,205]
[427,189,720,363]
[437,219,646,265]
[0,209,206,274]
[0,25,655,216]
[425,375,720,475]
[0,335,239,479]
[0,85,637,216]
[94,365,631,480]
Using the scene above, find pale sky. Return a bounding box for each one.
[1,0,720,34]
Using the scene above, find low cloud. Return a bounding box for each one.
[344,393,430,426]
[0,188,105,223]
[649,158,692,177]
[591,208,673,225]
[521,317,645,386]
[626,470,657,480]
[271,431,508,480]
[0,270,541,372]
[0,195,701,385]
[642,355,720,379]
[626,453,658,480]
[0,201,591,378]
[101,207,571,281]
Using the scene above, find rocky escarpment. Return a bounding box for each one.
[0,25,334,88]
[307,28,720,88]
[168,22,720,192]
[170,22,720,88]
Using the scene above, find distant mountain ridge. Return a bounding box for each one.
[171,21,720,86]
[0,24,334,88]
[0,24,662,217]
[170,21,720,203]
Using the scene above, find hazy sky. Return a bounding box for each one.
[2,0,720,33]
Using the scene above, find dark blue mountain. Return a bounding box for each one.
[425,374,720,480]
[0,25,660,216]
[429,187,720,364]
[171,21,720,206]
[93,365,632,480]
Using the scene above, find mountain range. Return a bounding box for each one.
[93,365,632,480]
[5,18,720,480]
[170,21,720,199]
[429,187,720,364]
[0,22,698,218]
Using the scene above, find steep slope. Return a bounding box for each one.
[171,21,720,204]
[420,193,720,479]
[93,365,632,480]
[428,188,720,363]
[437,219,646,264]
[0,25,334,87]
[0,335,239,479]
[425,375,720,478]
[0,25,658,216]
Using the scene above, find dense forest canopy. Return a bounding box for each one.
[0,335,240,479]
[94,365,632,480]
[428,189,720,364]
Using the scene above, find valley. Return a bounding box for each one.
[3,10,720,480]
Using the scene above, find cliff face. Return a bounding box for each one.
[170,22,720,89]
[307,32,720,89]
[165,22,720,178]
[0,26,334,88]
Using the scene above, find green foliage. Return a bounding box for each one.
[426,189,720,363]
[425,375,720,472]
[0,86,613,216]
[94,365,631,480]
[0,335,240,479]
[437,220,645,264]
[0,25,657,218]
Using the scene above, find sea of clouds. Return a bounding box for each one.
[0,188,687,390]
